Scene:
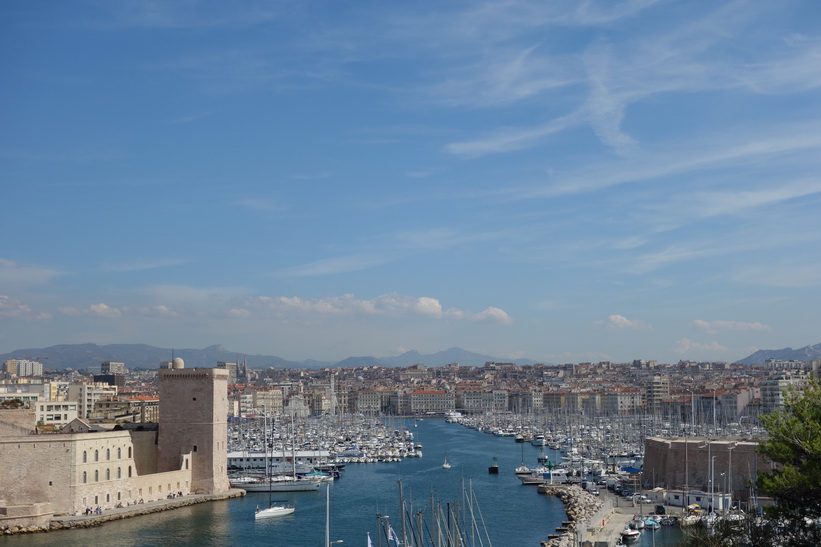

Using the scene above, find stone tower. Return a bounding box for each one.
[157,358,230,494]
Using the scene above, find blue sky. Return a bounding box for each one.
[2,0,820,364]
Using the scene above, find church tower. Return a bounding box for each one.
[157,358,230,494]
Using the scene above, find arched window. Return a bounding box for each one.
[82,471,87,483]
[128,466,132,477]
[82,451,87,463]
[94,470,99,482]
[117,467,122,479]
[106,448,110,460]
[117,447,121,459]
[128,446,132,458]
[94,450,99,462]
[106,468,110,480]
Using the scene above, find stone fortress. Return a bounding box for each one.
[0,358,230,529]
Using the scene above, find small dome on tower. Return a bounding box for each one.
[172,357,185,369]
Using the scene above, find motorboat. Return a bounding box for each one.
[488,457,499,474]
[643,518,660,530]
[620,526,641,543]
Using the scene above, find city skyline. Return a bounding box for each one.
[2,1,820,364]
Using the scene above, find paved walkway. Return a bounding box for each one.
[580,493,664,546]
[581,505,636,546]
[51,489,245,529]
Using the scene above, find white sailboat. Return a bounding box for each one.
[256,502,295,520]
[255,408,295,520]
[442,454,451,469]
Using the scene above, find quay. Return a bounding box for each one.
[3,489,246,535]
[539,484,657,547]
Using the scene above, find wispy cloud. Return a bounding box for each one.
[734,264,821,288]
[233,197,288,214]
[693,319,771,334]
[102,258,188,273]
[0,259,61,287]
[278,226,511,278]
[239,293,513,324]
[445,113,580,157]
[60,303,123,318]
[593,314,649,330]
[675,338,726,354]
[139,284,251,303]
[0,295,51,321]
[88,2,288,30]
[276,254,397,277]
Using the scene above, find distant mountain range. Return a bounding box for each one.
[0,343,537,371]
[736,343,821,365]
[7,341,818,370]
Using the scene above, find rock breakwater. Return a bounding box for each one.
[539,485,603,547]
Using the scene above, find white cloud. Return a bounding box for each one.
[675,338,726,354]
[245,293,512,324]
[593,314,649,330]
[471,306,513,324]
[137,305,179,317]
[693,319,771,334]
[0,259,60,287]
[0,295,51,321]
[60,303,123,317]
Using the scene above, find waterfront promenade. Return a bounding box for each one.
[539,484,667,547]
[4,490,245,535]
[581,504,640,546]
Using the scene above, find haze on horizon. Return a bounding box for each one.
[2,1,820,365]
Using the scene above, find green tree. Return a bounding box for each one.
[683,377,820,547]
[756,377,821,546]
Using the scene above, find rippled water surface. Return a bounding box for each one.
[1,419,684,546]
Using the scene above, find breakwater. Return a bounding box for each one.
[2,490,245,536]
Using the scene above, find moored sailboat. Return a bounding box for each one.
[254,407,296,519]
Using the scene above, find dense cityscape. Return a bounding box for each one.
[1,352,819,546]
[2,356,814,429]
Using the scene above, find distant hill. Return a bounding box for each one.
[0,343,307,371]
[736,342,821,365]
[0,343,539,371]
[379,347,537,367]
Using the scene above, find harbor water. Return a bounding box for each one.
[1,418,683,546]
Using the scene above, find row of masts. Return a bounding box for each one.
[371,479,492,547]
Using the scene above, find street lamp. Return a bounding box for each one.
[727,442,737,510]
[710,456,717,512]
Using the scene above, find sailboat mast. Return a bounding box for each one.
[398,479,408,547]
[325,483,330,547]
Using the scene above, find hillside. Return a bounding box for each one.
[0,343,538,371]
[736,342,821,365]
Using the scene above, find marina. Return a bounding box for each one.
[1,417,685,546]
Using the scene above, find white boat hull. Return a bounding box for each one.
[255,505,295,519]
